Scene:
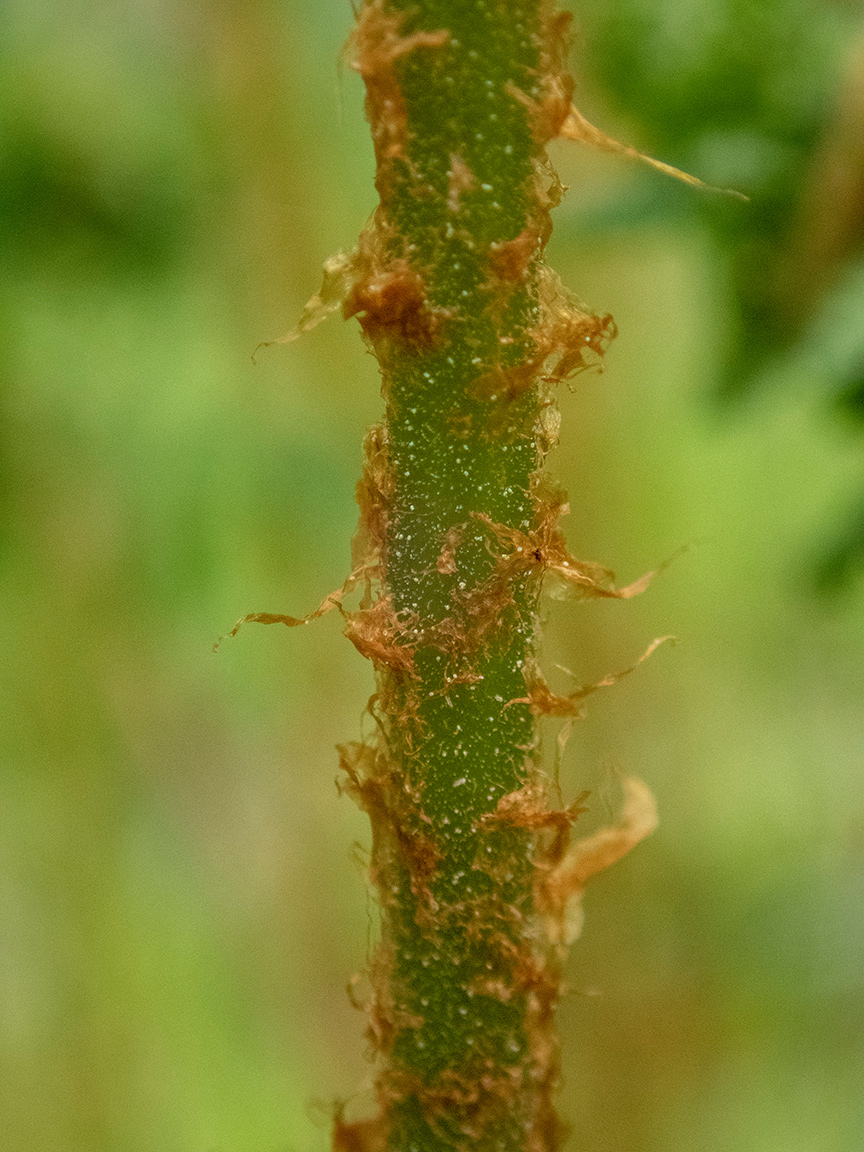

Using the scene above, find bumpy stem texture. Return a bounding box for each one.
[332,5,624,1152]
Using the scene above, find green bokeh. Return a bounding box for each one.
[1,2,862,1150]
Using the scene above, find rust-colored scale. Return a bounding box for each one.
[218,7,659,1149]
[225,5,659,1152]
[206,2,684,1147]
[320,5,662,1152]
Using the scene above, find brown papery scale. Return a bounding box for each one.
[228,4,668,1152]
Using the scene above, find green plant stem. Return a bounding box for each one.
[227,4,655,1145]
[335,4,608,1152]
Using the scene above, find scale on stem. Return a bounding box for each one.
[228,3,684,1150]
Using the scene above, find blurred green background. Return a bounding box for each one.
[2,1,863,1149]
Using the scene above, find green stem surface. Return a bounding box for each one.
[343,4,579,1151]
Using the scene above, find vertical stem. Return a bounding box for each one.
[337,4,612,1152]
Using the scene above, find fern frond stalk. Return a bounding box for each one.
[325,4,646,1152]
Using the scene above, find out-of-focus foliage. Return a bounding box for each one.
[574,0,858,372]
[571,0,864,586]
[0,2,862,1151]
